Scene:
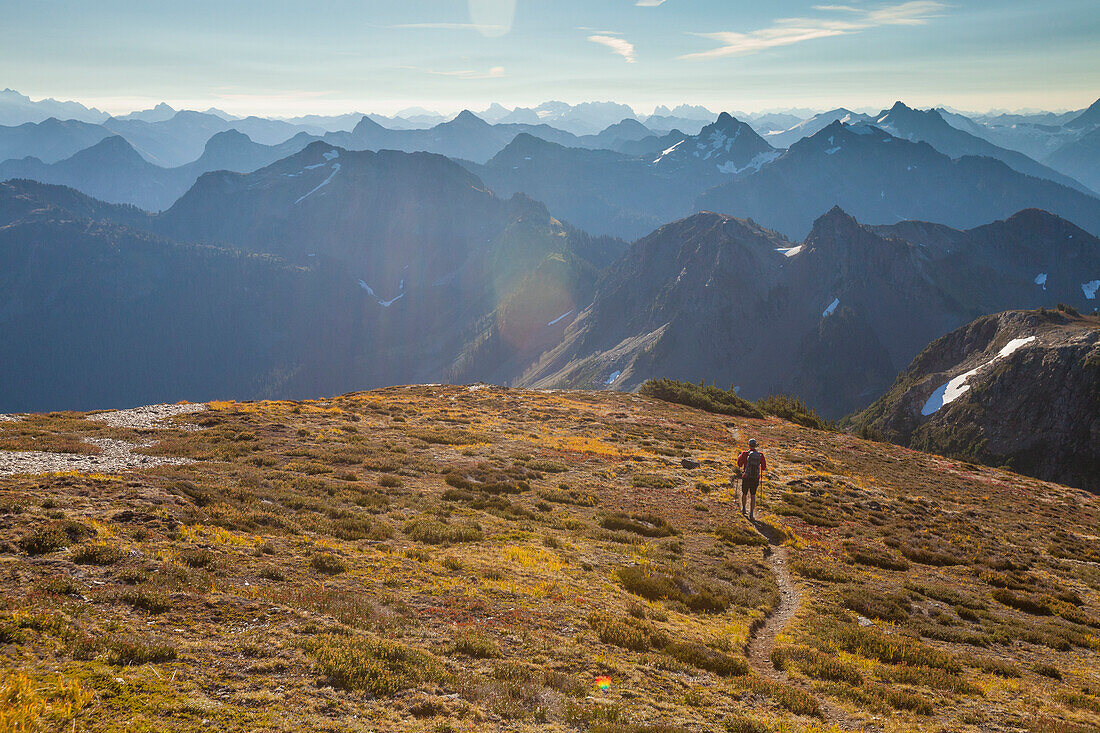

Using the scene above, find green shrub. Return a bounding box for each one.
[301,632,447,696]
[331,516,394,541]
[639,379,764,418]
[630,474,677,490]
[789,561,852,583]
[451,629,501,658]
[841,586,911,622]
[616,566,732,614]
[588,612,666,651]
[1032,663,1062,680]
[827,623,961,672]
[844,541,910,571]
[771,645,862,685]
[665,642,748,677]
[992,588,1052,616]
[19,527,71,555]
[877,664,981,695]
[970,656,1020,678]
[741,676,821,717]
[716,525,766,547]
[71,543,125,566]
[119,587,171,614]
[754,394,829,430]
[600,513,676,537]
[310,552,348,575]
[106,636,178,665]
[178,548,216,568]
[724,716,772,733]
[404,518,483,545]
[898,544,965,566]
[526,460,568,473]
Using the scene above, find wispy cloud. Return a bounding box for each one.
[389,22,506,33]
[636,0,667,6]
[679,1,947,60]
[588,34,637,63]
[401,65,505,79]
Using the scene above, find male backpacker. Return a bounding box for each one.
[736,438,766,520]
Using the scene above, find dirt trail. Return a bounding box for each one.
[744,520,800,675]
[745,517,872,732]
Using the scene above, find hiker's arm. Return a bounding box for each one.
[736,452,746,469]
[761,455,767,472]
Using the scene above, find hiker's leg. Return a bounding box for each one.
[740,488,747,514]
[749,491,756,520]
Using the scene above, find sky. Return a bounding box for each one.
[2,0,1098,117]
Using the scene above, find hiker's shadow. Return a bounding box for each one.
[748,516,781,547]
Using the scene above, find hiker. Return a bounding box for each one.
[736,438,766,520]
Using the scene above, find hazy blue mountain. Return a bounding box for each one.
[762,108,873,148]
[0,158,623,411]
[860,102,1092,192]
[696,121,1100,240]
[1044,126,1100,195]
[113,102,178,123]
[472,114,778,239]
[0,88,109,125]
[0,129,318,211]
[102,110,315,166]
[0,136,179,211]
[0,118,113,163]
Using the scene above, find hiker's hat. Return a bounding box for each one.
[749,438,757,447]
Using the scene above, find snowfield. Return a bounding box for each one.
[921,336,1036,416]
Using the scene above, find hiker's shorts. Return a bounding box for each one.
[742,476,760,495]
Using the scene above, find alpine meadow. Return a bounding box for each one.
[1,1,1098,731]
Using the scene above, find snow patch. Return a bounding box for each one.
[295,163,340,204]
[1034,273,1047,290]
[378,293,404,307]
[776,245,803,258]
[357,280,375,296]
[652,139,685,164]
[719,150,781,175]
[606,371,622,385]
[547,309,573,326]
[921,336,1037,416]
[1083,280,1100,299]
[323,149,339,160]
[304,162,326,170]
[822,298,840,317]
[825,146,841,155]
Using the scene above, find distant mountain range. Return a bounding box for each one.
[0,131,314,211]
[469,113,779,239]
[517,206,1100,418]
[696,120,1100,240]
[0,148,623,410]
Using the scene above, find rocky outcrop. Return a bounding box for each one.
[848,309,1100,492]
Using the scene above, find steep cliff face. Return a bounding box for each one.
[849,309,1100,492]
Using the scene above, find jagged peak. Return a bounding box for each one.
[446,109,490,128]
[351,115,386,134]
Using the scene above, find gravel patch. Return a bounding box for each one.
[88,402,207,430]
[0,437,194,476]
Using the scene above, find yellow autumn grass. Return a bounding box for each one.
[0,672,91,732]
